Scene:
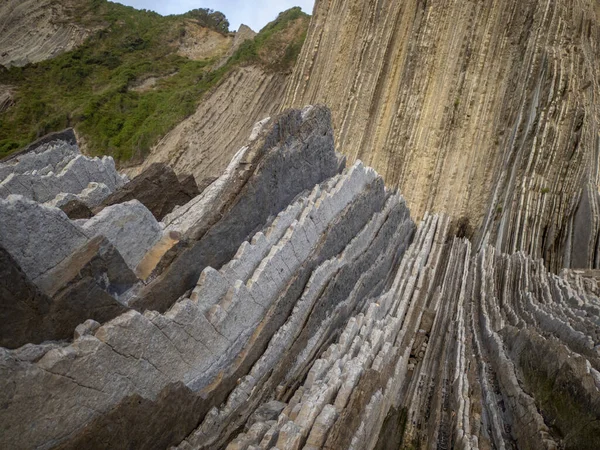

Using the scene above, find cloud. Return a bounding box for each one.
[115,0,315,32]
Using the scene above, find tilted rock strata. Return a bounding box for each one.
[0,195,90,282]
[96,163,199,221]
[80,200,163,272]
[0,139,127,206]
[0,160,410,449]
[0,128,78,164]
[129,105,344,314]
[0,107,599,450]
[127,66,290,183]
[0,247,53,349]
[0,0,95,67]
[210,216,600,450]
[0,236,133,349]
[284,0,600,272]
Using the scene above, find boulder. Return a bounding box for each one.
[0,195,90,282]
[96,163,199,220]
[81,200,163,271]
[0,128,77,164]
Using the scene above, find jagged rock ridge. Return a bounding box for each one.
[1,107,599,450]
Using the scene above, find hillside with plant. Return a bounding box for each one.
[0,1,309,162]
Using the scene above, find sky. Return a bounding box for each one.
[115,1,315,32]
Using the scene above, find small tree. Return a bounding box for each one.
[184,8,230,34]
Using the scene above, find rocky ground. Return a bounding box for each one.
[1,106,599,450]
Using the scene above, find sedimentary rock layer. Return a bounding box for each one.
[0,139,127,207]
[1,106,599,450]
[284,0,600,272]
[129,105,344,313]
[0,0,94,67]
[96,163,198,221]
[127,66,290,183]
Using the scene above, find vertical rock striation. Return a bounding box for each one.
[284,0,600,272]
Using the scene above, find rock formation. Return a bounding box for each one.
[0,0,95,67]
[97,163,199,221]
[1,106,599,450]
[124,10,310,183]
[126,65,291,184]
[283,0,600,273]
[0,137,127,207]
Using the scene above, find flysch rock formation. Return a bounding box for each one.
[95,163,199,221]
[0,0,95,67]
[0,137,128,207]
[283,0,600,273]
[1,106,599,450]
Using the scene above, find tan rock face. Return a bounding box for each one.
[0,85,14,113]
[0,0,93,67]
[284,0,600,271]
[177,21,233,61]
[1,107,600,450]
[126,66,290,182]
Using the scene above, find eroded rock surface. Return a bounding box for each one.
[97,163,199,221]
[0,0,95,67]
[0,137,127,208]
[81,200,163,272]
[0,195,90,282]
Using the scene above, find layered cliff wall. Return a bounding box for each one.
[284,0,600,272]
[128,9,310,183]
[0,0,95,67]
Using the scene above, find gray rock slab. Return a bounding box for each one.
[0,195,90,281]
[81,200,163,271]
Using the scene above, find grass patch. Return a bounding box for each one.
[0,2,308,162]
[227,7,309,72]
[521,352,600,450]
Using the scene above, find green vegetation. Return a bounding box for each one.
[229,7,309,72]
[181,9,229,34]
[0,2,309,162]
[521,352,600,450]
[541,187,551,194]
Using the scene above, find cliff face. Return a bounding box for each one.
[284,0,600,272]
[0,0,95,67]
[128,10,310,182]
